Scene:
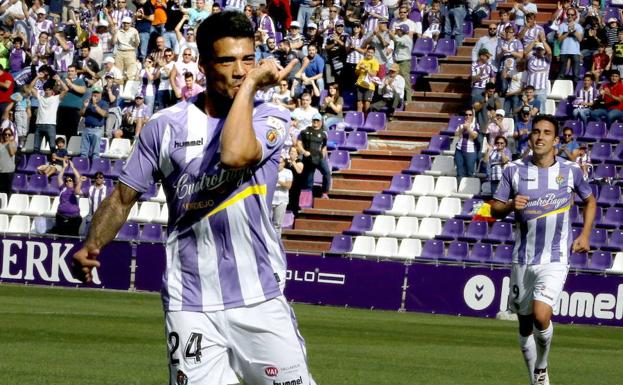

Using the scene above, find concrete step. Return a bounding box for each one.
[283,239,331,253]
[355,148,421,160]
[387,120,447,132]
[328,189,378,199]
[282,229,340,238]
[298,207,363,220]
[334,169,397,178]
[393,110,452,121]
[425,79,471,94]
[332,177,391,191]
[370,130,441,141]
[350,158,411,172]
[404,100,464,114]
[312,197,372,211]
[292,217,354,232]
[412,91,467,101]
[426,73,470,81]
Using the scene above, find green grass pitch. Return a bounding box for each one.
[1,284,621,385]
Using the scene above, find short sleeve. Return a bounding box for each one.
[118,118,163,193]
[573,164,593,200]
[254,102,290,164]
[493,165,515,202]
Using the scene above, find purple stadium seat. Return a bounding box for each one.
[443,115,465,136]
[590,228,609,249]
[116,222,140,241]
[329,150,350,171]
[420,239,444,259]
[343,214,373,236]
[383,174,413,195]
[466,243,493,263]
[359,112,387,132]
[410,74,419,89]
[596,207,623,229]
[15,154,27,172]
[597,185,622,207]
[412,37,434,56]
[328,235,353,254]
[408,8,421,22]
[580,121,607,142]
[403,154,431,175]
[65,156,90,177]
[456,199,481,220]
[569,252,588,269]
[606,143,623,165]
[22,154,47,174]
[327,130,346,150]
[338,131,368,151]
[555,100,572,118]
[363,193,393,215]
[435,219,464,241]
[342,90,356,111]
[594,164,616,180]
[463,21,474,37]
[80,178,91,196]
[109,159,127,178]
[458,221,488,243]
[493,244,513,264]
[89,158,112,177]
[604,122,623,143]
[483,221,513,244]
[341,111,365,131]
[11,173,27,193]
[430,38,456,58]
[22,174,49,195]
[588,251,613,270]
[602,230,623,252]
[414,56,439,75]
[421,135,451,155]
[140,224,165,242]
[590,142,612,164]
[44,179,61,195]
[444,241,469,261]
[605,7,620,22]
[562,120,584,137]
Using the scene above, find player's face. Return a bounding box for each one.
[202,37,255,100]
[529,120,559,157]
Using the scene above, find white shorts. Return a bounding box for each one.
[165,295,316,385]
[508,263,569,316]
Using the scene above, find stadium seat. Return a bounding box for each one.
[329,235,353,254]
[421,135,451,156]
[588,251,613,271]
[435,218,464,241]
[405,174,435,196]
[150,185,166,203]
[430,176,457,197]
[569,252,588,269]
[544,99,556,115]
[434,197,461,219]
[338,131,368,151]
[103,138,132,159]
[131,201,161,223]
[590,228,608,249]
[466,243,493,263]
[327,130,346,150]
[443,115,465,136]
[604,122,623,144]
[44,197,60,217]
[0,213,8,231]
[590,142,612,164]
[6,215,30,234]
[444,241,469,261]
[22,154,47,174]
[458,221,488,242]
[109,159,127,178]
[0,193,29,215]
[562,119,584,137]
[140,224,165,242]
[483,221,513,244]
[366,215,395,237]
[329,150,350,171]
[607,252,623,273]
[350,235,376,256]
[116,222,140,241]
[412,37,434,56]
[79,198,90,217]
[602,231,623,252]
[420,239,444,259]
[22,174,50,195]
[153,204,169,225]
[454,177,481,198]
[594,164,616,179]
[89,158,112,177]
[385,194,416,216]
[493,244,513,264]
[363,194,393,215]
[395,238,422,259]
[138,183,158,202]
[22,133,35,153]
[359,112,387,132]
[341,111,365,131]
[425,155,455,176]
[414,217,442,239]
[343,214,373,236]
[414,56,439,75]
[372,237,399,258]
[21,195,51,217]
[383,174,413,195]
[412,196,438,217]
[580,122,607,142]
[120,80,141,101]
[403,154,432,175]
[0,192,6,209]
[66,135,82,156]
[549,80,574,101]
[389,216,419,238]
[455,199,481,220]
[430,38,456,58]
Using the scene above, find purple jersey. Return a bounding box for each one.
[119,98,290,312]
[494,157,593,265]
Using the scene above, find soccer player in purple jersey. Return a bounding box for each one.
[491,115,596,385]
[72,11,316,385]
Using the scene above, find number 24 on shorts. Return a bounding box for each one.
[169,332,203,365]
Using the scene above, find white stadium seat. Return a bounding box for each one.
[385,194,416,216]
[430,176,458,198]
[366,215,395,237]
[103,138,132,159]
[153,204,168,225]
[126,202,140,221]
[434,197,462,219]
[549,80,574,101]
[67,135,82,156]
[0,213,8,231]
[6,215,30,234]
[22,133,35,153]
[79,198,90,217]
[0,192,7,209]
[454,177,481,199]
[425,155,456,176]
[44,197,60,217]
[120,80,141,101]
[395,238,422,260]
[373,237,399,258]
[133,201,161,223]
[21,195,51,217]
[545,99,556,115]
[150,185,166,203]
[0,194,29,215]
[406,174,435,196]
[350,236,376,256]
[389,216,419,238]
[412,196,438,218]
[414,217,442,239]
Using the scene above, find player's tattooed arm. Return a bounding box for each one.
[87,183,140,249]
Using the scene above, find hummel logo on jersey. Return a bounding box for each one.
[521,178,536,181]
[174,137,204,148]
[273,376,303,385]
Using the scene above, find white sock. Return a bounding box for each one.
[534,322,554,370]
[519,334,537,384]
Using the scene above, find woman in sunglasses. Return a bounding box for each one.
[50,158,83,236]
[0,128,17,197]
[453,108,480,184]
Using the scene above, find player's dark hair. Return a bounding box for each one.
[196,11,254,63]
[532,115,559,137]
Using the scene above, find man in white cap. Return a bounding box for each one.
[371,62,405,116]
[285,20,304,51]
[120,92,150,138]
[112,16,140,80]
[486,108,513,148]
[26,7,54,47]
[99,56,124,86]
[95,20,114,58]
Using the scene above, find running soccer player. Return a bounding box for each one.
[490,115,596,385]
[72,11,315,385]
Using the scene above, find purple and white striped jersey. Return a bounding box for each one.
[526,53,550,91]
[494,156,593,265]
[119,98,290,312]
[364,3,388,32]
[471,62,496,89]
[521,25,544,47]
[52,42,74,73]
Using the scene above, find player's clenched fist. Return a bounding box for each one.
[513,195,530,210]
[72,244,101,283]
[248,58,298,89]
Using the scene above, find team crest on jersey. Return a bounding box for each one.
[176,370,188,385]
[266,116,286,148]
[556,175,565,186]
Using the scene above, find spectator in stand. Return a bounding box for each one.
[149,36,168,64]
[611,30,623,76]
[501,58,526,117]
[496,9,512,38]
[134,0,156,61]
[576,144,591,180]
[444,0,467,47]
[366,20,393,78]
[274,39,304,83]
[138,56,159,114]
[297,113,331,199]
[183,0,211,29]
[392,5,420,38]
[580,24,600,66]
[454,108,480,183]
[510,0,537,29]
[87,35,104,68]
[293,44,325,97]
[268,0,293,35]
[363,0,388,33]
[31,30,52,68]
[120,93,150,138]
[162,0,183,54]
[355,46,380,115]
[111,0,134,29]
[272,156,293,237]
[102,75,121,138]
[9,90,30,148]
[37,137,68,177]
[469,0,494,30]
[514,85,541,118]
[473,82,503,130]
[211,3,222,14]
[181,72,204,100]
[94,20,114,59]
[151,0,168,40]
[471,48,496,104]
[486,109,513,149]
[390,24,413,102]
[484,134,511,194]
[272,80,297,111]
[518,13,544,48]
[582,0,603,30]
[590,70,623,125]
[51,159,83,236]
[27,8,54,47]
[285,146,305,215]
[99,56,124,86]
[80,87,109,161]
[170,47,203,101]
[371,63,405,116]
[84,171,108,233]
[320,82,344,129]
[422,0,443,42]
[303,23,323,56]
[557,7,584,82]
[590,42,609,81]
[292,92,319,134]
[604,17,619,55]
[514,108,532,158]
[344,22,367,88]
[58,65,87,138]
[156,48,175,111]
[572,73,598,125]
[0,64,14,119]
[472,23,498,64]
[8,37,27,75]
[323,21,348,88]
[496,25,523,77]
[76,44,101,87]
[113,16,140,81]
[0,127,16,197]
[285,21,305,51]
[175,15,199,58]
[557,126,580,161]
[256,36,277,60]
[30,74,69,154]
[525,39,552,110]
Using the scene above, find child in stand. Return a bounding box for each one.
[10,88,30,148]
[37,137,68,177]
[576,144,592,180]
[422,0,442,45]
[8,37,27,75]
